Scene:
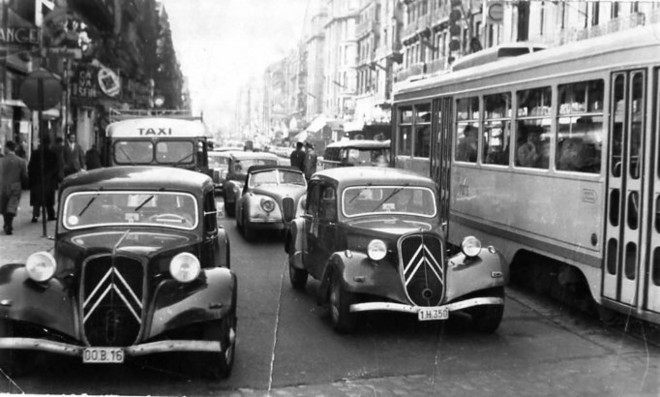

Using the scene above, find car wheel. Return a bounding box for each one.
[288,254,307,290]
[329,272,357,333]
[0,319,36,377]
[201,312,237,380]
[469,287,505,333]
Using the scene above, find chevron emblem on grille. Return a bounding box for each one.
[83,267,143,324]
[403,243,444,286]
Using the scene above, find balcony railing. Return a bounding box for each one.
[395,62,424,82]
[537,12,646,47]
[356,20,377,38]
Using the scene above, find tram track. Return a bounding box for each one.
[506,285,660,350]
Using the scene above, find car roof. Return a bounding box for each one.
[228,151,279,160]
[324,139,390,149]
[247,165,303,174]
[60,166,213,194]
[208,150,232,157]
[312,166,436,188]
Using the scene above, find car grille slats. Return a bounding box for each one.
[398,234,445,306]
[82,255,144,346]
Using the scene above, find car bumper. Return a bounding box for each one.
[246,219,286,231]
[0,338,224,357]
[350,296,504,315]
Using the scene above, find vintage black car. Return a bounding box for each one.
[236,165,307,241]
[283,167,506,333]
[221,151,279,217]
[0,167,237,379]
[320,139,390,170]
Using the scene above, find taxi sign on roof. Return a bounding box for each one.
[106,118,207,138]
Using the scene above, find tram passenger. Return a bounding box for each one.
[516,126,547,168]
[456,125,478,162]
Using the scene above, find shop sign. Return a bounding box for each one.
[71,65,98,101]
[97,67,121,97]
[0,26,40,46]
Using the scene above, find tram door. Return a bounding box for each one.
[604,69,660,314]
[430,97,453,228]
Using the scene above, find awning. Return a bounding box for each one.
[304,115,327,133]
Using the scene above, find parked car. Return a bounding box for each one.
[320,139,390,170]
[283,167,506,333]
[208,150,232,193]
[236,165,307,241]
[0,167,237,379]
[222,151,279,217]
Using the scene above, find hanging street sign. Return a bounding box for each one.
[19,70,63,111]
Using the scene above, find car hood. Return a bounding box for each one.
[251,185,306,200]
[343,217,435,236]
[58,229,197,257]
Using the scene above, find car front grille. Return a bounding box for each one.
[81,255,144,346]
[398,233,445,306]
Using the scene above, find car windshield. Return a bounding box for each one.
[249,169,306,187]
[209,156,229,169]
[232,159,277,173]
[63,191,198,230]
[342,186,436,217]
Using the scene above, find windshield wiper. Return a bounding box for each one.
[134,195,154,211]
[370,186,406,212]
[117,145,136,165]
[78,192,100,217]
[174,152,194,165]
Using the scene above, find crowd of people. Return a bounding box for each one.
[0,133,102,235]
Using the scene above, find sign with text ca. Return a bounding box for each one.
[71,64,122,104]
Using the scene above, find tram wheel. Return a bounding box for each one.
[531,262,553,295]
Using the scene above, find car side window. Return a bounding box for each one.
[306,182,320,216]
[319,186,337,221]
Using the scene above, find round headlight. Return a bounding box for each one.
[26,252,56,282]
[367,239,387,261]
[170,253,201,283]
[261,198,276,213]
[461,236,482,258]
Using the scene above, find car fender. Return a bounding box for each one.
[0,264,78,339]
[284,217,304,259]
[318,252,410,304]
[147,267,237,339]
[444,248,507,302]
[223,181,242,204]
[217,226,231,268]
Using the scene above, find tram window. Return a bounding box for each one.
[556,80,604,173]
[516,88,551,169]
[397,107,413,156]
[653,248,660,286]
[414,104,431,158]
[483,93,511,165]
[629,72,645,180]
[455,97,479,163]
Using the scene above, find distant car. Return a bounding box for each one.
[236,165,307,241]
[222,151,279,217]
[0,167,237,379]
[320,139,390,170]
[283,167,506,333]
[208,150,232,193]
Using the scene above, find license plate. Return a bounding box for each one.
[418,307,449,321]
[83,347,124,363]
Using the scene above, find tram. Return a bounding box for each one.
[391,24,660,324]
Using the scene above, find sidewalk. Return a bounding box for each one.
[0,190,55,266]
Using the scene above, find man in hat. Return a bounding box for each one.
[290,141,305,172]
[0,141,28,235]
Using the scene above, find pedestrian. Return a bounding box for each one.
[290,141,305,172]
[28,136,58,222]
[0,141,28,235]
[85,144,102,170]
[51,136,65,182]
[303,142,317,180]
[63,132,85,176]
[14,139,26,158]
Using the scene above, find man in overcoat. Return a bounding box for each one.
[28,136,58,222]
[0,141,28,235]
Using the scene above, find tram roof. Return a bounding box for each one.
[393,23,660,101]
